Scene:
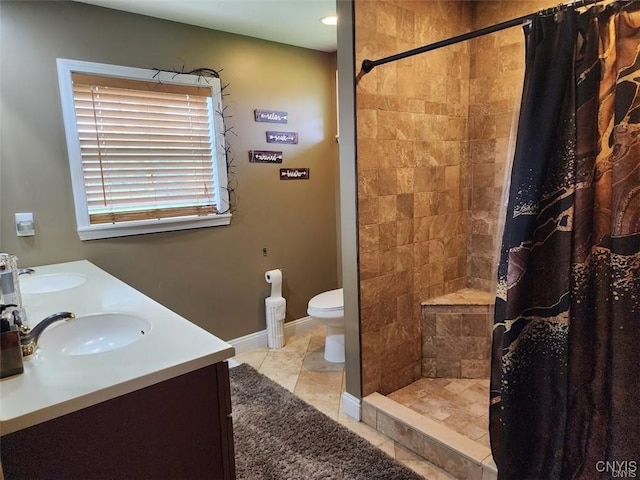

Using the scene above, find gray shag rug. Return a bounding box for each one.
[229,363,424,480]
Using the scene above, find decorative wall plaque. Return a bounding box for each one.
[249,150,283,163]
[254,109,288,124]
[266,131,298,144]
[280,168,309,180]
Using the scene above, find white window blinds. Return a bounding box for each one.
[71,73,218,224]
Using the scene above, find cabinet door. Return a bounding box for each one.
[1,362,236,480]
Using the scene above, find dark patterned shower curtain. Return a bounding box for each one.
[490,2,640,479]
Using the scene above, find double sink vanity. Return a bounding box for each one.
[0,260,236,479]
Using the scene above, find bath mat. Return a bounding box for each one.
[229,363,424,480]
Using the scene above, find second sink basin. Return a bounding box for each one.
[20,273,87,294]
[38,313,151,356]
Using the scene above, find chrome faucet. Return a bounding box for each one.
[20,311,75,356]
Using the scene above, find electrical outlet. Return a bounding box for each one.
[263,248,268,256]
[15,213,34,237]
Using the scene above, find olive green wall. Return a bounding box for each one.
[0,1,339,340]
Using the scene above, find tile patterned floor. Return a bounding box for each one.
[387,378,491,448]
[230,325,458,480]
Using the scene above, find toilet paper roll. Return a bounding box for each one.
[265,269,283,299]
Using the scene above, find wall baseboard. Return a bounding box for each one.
[228,316,320,355]
[341,392,361,421]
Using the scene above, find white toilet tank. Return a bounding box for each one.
[307,288,344,319]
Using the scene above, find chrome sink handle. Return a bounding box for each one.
[18,268,35,275]
[20,312,75,357]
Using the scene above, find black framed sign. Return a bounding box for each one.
[266,131,298,144]
[249,150,283,163]
[254,109,288,124]
[280,168,309,180]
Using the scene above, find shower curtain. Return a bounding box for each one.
[490,2,640,479]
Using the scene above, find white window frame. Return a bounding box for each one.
[57,58,231,240]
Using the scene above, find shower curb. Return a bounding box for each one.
[362,393,497,480]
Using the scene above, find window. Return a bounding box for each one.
[57,58,230,240]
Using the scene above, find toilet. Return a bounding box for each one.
[307,288,344,363]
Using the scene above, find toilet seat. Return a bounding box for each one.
[307,288,344,318]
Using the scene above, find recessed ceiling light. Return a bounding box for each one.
[320,15,338,26]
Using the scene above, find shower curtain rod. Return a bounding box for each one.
[360,0,605,75]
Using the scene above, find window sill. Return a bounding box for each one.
[77,214,232,241]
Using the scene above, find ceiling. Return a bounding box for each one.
[75,0,338,52]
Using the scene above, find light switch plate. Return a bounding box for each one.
[15,212,35,237]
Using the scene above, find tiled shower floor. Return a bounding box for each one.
[387,378,490,449]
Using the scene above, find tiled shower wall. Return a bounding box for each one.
[466,0,557,292]
[355,0,560,396]
[355,0,473,396]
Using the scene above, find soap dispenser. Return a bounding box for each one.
[1,311,24,378]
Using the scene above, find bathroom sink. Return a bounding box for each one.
[38,313,151,356]
[20,273,87,294]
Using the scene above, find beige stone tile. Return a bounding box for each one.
[294,369,343,397]
[468,402,488,418]
[460,387,489,406]
[477,433,491,449]
[436,313,462,336]
[302,351,344,373]
[470,380,490,395]
[482,454,498,479]
[260,350,306,374]
[442,379,470,395]
[379,222,397,250]
[397,219,414,246]
[412,402,453,422]
[436,445,484,480]
[482,453,497,473]
[358,197,379,225]
[376,438,397,458]
[360,250,380,280]
[359,224,379,253]
[398,168,414,194]
[436,358,461,378]
[359,168,379,199]
[443,412,474,431]
[280,331,312,352]
[456,421,488,441]
[297,392,341,420]
[395,444,459,480]
[260,369,299,392]
[387,388,423,408]
[338,419,391,447]
[483,468,498,480]
[379,195,397,223]
[460,337,490,361]
[230,349,268,370]
[361,401,378,428]
[307,332,326,353]
[379,248,397,275]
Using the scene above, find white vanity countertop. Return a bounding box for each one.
[0,260,235,435]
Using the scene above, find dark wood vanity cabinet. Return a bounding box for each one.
[1,361,236,479]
